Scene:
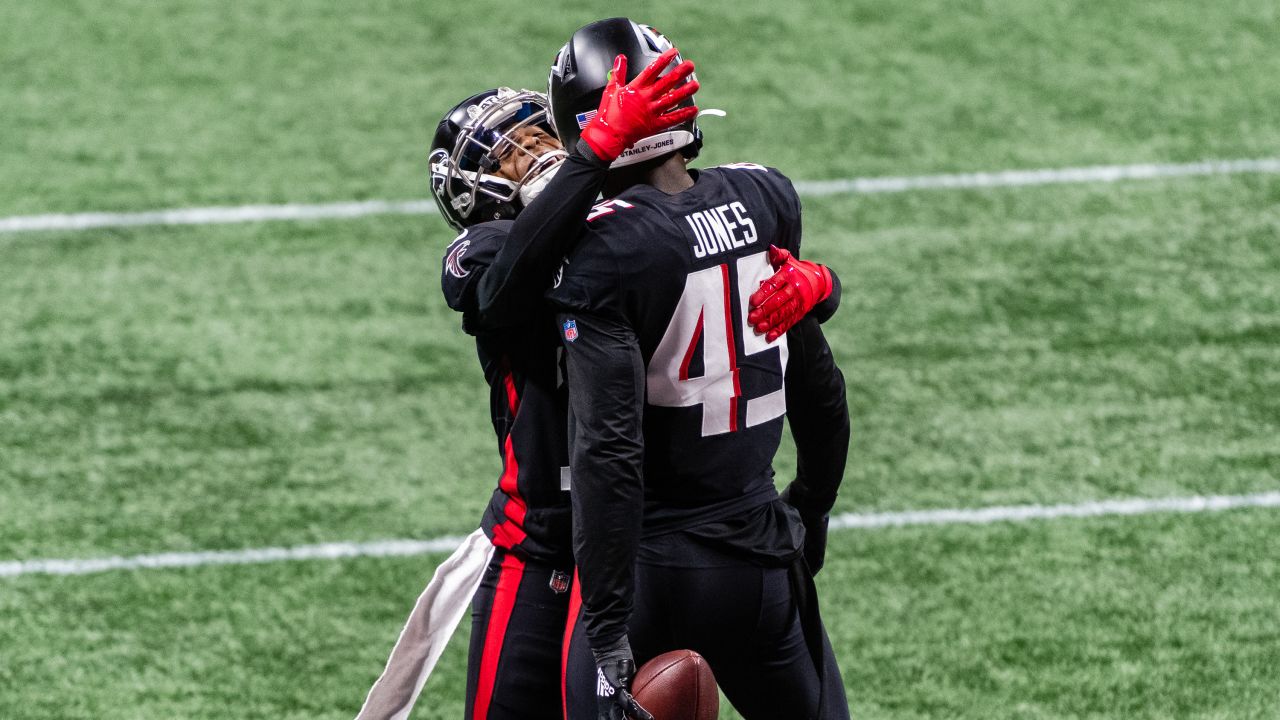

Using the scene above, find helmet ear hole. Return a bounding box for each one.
[681,126,703,161]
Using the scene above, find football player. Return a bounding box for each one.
[547,19,852,720]
[430,61,701,720]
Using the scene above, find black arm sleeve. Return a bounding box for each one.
[784,317,849,513]
[558,309,646,652]
[474,142,609,328]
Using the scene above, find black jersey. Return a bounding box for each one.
[550,164,801,525]
[439,151,610,563]
[546,163,846,649]
[441,220,572,561]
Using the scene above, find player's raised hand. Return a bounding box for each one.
[748,246,834,342]
[580,48,699,163]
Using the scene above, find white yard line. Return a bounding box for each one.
[0,200,438,234]
[4,491,1278,578]
[827,491,1280,529]
[791,157,1280,196]
[2,157,1278,235]
[0,537,468,579]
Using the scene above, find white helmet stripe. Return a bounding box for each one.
[609,130,697,168]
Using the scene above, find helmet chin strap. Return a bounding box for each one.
[518,150,568,204]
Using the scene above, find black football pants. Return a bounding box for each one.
[465,549,574,720]
[564,556,850,720]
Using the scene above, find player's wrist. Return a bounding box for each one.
[580,125,624,163]
[791,259,831,303]
[783,478,833,518]
[815,264,834,302]
[575,136,612,168]
[592,635,634,667]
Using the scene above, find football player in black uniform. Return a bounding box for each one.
[431,55,701,720]
[547,19,852,720]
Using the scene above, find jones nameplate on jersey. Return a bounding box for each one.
[685,202,758,259]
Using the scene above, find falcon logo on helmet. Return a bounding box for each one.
[548,18,703,169]
[428,87,568,231]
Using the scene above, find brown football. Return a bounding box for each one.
[631,649,719,720]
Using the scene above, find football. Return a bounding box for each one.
[631,649,719,720]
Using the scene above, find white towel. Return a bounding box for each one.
[355,528,495,720]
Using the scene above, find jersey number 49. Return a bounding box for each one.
[648,251,789,437]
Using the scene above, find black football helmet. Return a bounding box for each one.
[548,18,701,168]
[429,87,567,231]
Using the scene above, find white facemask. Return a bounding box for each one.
[518,151,567,205]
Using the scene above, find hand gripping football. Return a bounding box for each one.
[631,649,719,720]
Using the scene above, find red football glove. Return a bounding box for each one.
[748,246,834,342]
[580,48,700,163]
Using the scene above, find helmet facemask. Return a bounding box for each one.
[430,88,567,226]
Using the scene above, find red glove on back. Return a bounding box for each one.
[748,246,834,342]
[580,48,700,163]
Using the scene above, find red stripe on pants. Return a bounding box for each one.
[472,552,527,720]
[561,569,582,720]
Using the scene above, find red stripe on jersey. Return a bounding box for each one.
[502,370,520,415]
[490,518,527,549]
[498,434,528,526]
[472,552,527,720]
[678,309,704,382]
[497,368,528,526]
[720,264,741,431]
[561,569,583,720]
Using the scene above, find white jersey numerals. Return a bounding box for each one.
[647,251,788,436]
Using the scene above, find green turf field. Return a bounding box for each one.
[3,1,1279,718]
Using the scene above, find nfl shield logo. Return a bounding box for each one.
[563,319,578,342]
[549,570,570,594]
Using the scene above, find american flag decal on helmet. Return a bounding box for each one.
[575,110,597,129]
